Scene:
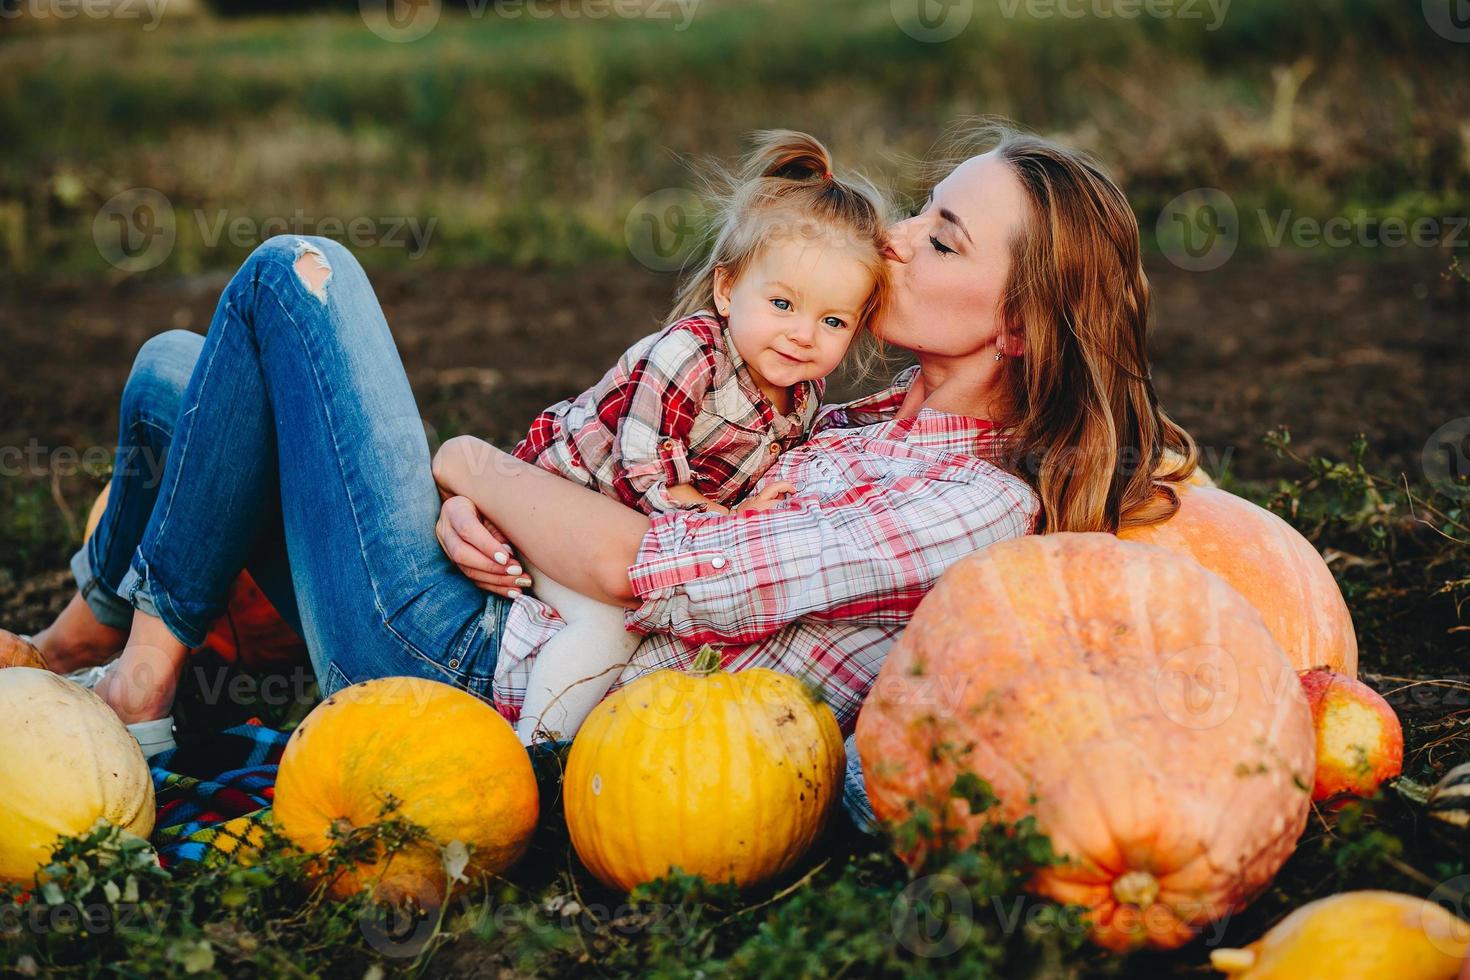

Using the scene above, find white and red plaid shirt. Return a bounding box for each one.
[493,365,1041,733]
[511,312,821,513]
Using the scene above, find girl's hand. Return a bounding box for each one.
[436,494,533,597]
[733,481,798,513]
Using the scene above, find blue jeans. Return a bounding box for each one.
[72,236,508,699]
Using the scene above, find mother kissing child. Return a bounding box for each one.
[11,122,1197,761]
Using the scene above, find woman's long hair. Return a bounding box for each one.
[934,122,1199,533]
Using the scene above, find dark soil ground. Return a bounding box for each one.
[3,250,1468,636]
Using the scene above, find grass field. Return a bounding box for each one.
[5,1,1470,977]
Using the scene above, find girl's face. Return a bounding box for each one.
[714,236,873,395]
[876,152,1028,359]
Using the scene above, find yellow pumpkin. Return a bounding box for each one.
[0,668,155,881]
[565,649,844,892]
[856,533,1316,952]
[1119,484,1357,676]
[274,677,538,905]
[1211,890,1470,978]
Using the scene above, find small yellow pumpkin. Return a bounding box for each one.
[0,668,155,881]
[274,677,538,905]
[564,648,844,892]
[1211,890,1470,978]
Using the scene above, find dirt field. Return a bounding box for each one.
[3,249,1468,637]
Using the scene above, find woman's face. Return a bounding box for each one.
[876,152,1028,359]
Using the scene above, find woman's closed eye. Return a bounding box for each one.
[930,235,955,256]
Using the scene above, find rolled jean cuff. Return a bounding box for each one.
[116,553,213,649]
[69,543,138,632]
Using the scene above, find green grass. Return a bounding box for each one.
[2,0,1466,279]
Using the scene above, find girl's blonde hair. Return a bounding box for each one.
[670,131,890,379]
[928,122,1199,534]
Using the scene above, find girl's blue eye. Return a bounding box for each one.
[771,298,792,311]
[823,316,848,329]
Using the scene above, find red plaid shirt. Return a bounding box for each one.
[511,312,821,513]
[493,365,1041,733]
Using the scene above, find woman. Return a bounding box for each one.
[11,124,1195,752]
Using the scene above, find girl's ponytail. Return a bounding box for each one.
[740,130,835,184]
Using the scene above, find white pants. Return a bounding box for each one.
[514,557,643,745]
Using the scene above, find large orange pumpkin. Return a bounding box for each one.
[274,677,538,905]
[856,533,1316,952]
[1119,484,1357,676]
[565,650,845,892]
[85,485,306,671]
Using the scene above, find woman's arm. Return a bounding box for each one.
[432,436,649,606]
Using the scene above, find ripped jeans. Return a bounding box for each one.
[73,236,510,698]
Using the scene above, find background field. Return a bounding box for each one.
[3,0,1470,976]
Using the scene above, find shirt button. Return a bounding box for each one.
[661,439,676,452]
[769,443,781,455]
[710,556,727,570]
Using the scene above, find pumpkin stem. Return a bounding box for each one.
[1112,870,1159,909]
[1209,948,1257,973]
[1395,777,1433,806]
[690,644,724,675]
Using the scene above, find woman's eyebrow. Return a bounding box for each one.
[939,208,973,244]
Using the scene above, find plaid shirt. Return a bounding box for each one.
[511,312,821,513]
[493,365,1041,733]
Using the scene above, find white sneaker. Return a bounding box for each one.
[126,716,177,759]
[65,660,119,691]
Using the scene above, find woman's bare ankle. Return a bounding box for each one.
[96,612,187,724]
[32,594,128,673]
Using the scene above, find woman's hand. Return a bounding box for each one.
[436,494,533,597]
[733,481,798,513]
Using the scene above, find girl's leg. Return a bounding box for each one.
[101,236,507,721]
[514,558,641,744]
[31,331,204,673]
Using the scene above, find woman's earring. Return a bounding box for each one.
[994,351,1004,361]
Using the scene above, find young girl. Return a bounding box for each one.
[508,130,890,744]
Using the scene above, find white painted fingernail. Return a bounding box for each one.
[494,551,508,564]
[506,564,522,576]
[507,588,522,598]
